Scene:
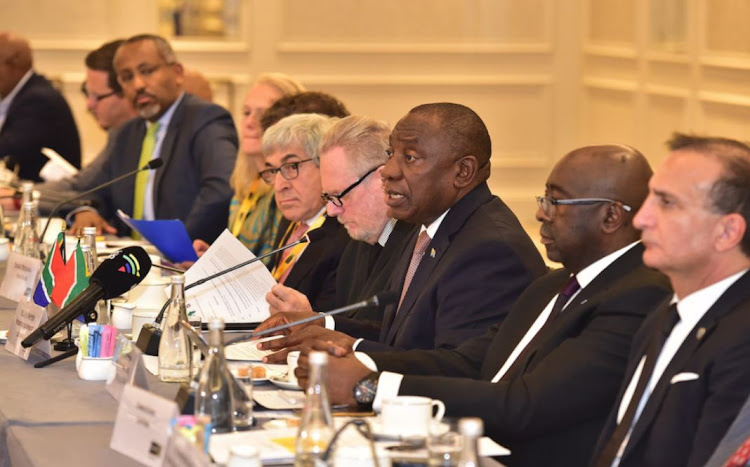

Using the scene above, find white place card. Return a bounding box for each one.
[0,252,42,301]
[110,384,179,467]
[106,332,150,401]
[4,296,51,360]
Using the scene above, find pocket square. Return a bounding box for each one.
[670,372,699,384]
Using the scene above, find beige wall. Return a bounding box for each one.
[3,0,749,251]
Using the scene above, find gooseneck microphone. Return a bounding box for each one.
[21,246,152,348]
[39,159,164,241]
[225,291,399,346]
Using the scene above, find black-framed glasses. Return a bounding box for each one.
[536,195,632,217]
[80,83,116,103]
[259,158,314,184]
[321,165,380,207]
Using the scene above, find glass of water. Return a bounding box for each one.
[427,420,462,466]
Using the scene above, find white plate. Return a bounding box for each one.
[367,418,449,441]
[269,375,301,391]
[228,362,284,383]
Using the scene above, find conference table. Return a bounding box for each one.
[0,281,504,467]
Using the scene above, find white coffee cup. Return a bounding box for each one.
[127,277,169,307]
[111,302,136,331]
[286,350,300,387]
[381,396,445,437]
[0,237,9,261]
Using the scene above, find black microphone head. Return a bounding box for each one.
[371,290,399,307]
[143,159,164,170]
[90,246,152,299]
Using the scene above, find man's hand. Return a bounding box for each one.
[193,239,210,258]
[260,326,357,364]
[296,349,371,406]
[253,310,321,340]
[68,210,116,236]
[266,284,314,314]
[0,187,18,212]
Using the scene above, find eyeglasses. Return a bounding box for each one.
[117,62,174,85]
[321,165,380,207]
[536,195,632,217]
[80,83,116,103]
[259,158,314,184]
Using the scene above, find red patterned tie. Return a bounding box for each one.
[723,437,750,467]
[397,231,431,311]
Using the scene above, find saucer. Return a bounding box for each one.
[367,418,449,441]
[269,375,301,390]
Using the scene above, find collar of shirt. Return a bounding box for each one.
[0,70,33,128]
[674,267,749,324]
[420,209,450,239]
[575,241,641,290]
[377,218,398,247]
[303,206,327,227]
[150,91,184,137]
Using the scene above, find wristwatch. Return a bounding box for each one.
[353,372,380,407]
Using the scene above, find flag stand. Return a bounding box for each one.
[53,322,76,351]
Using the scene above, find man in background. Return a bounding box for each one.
[0,31,81,182]
[67,34,237,241]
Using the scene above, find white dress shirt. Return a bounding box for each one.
[365,241,640,411]
[610,268,748,466]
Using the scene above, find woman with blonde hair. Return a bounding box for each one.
[192,73,305,260]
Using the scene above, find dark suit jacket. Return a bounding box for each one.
[591,270,750,467]
[371,244,672,467]
[357,182,547,353]
[333,220,416,340]
[82,93,237,242]
[273,215,350,312]
[0,73,81,182]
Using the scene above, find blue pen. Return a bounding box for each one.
[90,325,100,358]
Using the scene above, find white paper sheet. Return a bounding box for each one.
[184,230,277,323]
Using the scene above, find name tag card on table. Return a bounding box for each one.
[0,252,42,301]
[4,296,51,360]
[110,384,179,467]
[106,332,150,401]
[163,434,212,467]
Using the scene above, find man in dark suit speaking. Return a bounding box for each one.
[256,103,545,355]
[296,145,672,467]
[591,134,750,467]
[67,34,237,242]
[0,32,81,182]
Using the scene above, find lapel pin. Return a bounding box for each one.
[580,299,588,305]
[696,327,706,341]
[430,248,436,258]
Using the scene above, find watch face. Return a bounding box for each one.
[354,376,377,404]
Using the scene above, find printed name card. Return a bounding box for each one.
[0,252,42,302]
[110,384,179,467]
[106,332,150,401]
[4,296,50,360]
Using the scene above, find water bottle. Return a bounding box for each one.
[12,182,34,241]
[457,418,483,467]
[82,226,108,323]
[158,275,192,382]
[294,351,334,467]
[15,201,40,258]
[194,317,234,433]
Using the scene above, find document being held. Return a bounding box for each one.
[184,230,276,323]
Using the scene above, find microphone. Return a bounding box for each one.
[39,159,164,241]
[226,291,399,346]
[21,247,152,348]
[135,227,325,355]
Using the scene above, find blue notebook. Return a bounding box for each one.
[116,210,198,263]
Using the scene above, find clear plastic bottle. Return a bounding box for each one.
[294,351,334,467]
[195,317,234,433]
[158,275,192,382]
[15,201,40,258]
[12,182,34,241]
[82,227,108,324]
[233,365,254,430]
[457,417,483,467]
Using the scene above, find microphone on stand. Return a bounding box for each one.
[226,291,399,346]
[39,159,164,241]
[21,246,152,348]
[135,227,326,355]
